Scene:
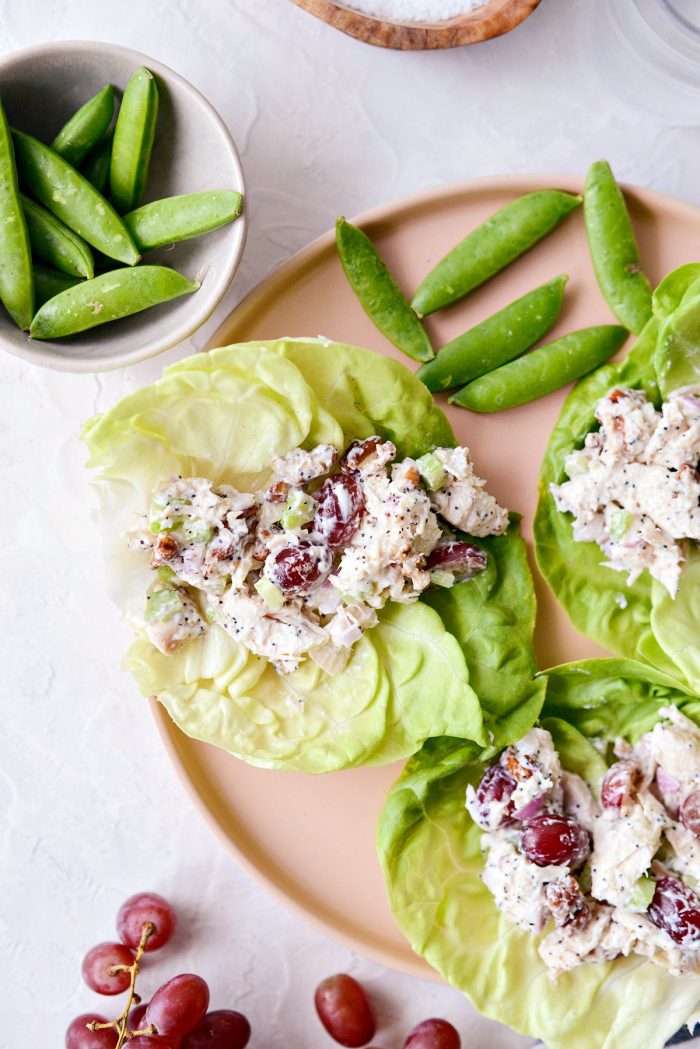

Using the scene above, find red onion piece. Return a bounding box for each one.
[513,796,545,822]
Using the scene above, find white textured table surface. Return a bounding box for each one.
[3,1,700,1045]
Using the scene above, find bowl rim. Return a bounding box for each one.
[0,39,247,374]
[289,0,542,48]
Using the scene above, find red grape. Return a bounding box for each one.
[128,1002,150,1032]
[117,891,176,951]
[404,1019,461,1049]
[471,765,517,829]
[425,542,487,580]
[600,761,640,809]
[65,1014,118,1049]
[648,875,700,945]
[146,974,210,1038]
[680,792,700,838]
[520,814,590,868]
[182,1010,251,1049]
[268,540,332,593]
[128,1039,181,1048]
[314,973,376,1047]
[313,474,364,546]
[81,942,135,995]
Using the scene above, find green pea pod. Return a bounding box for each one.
[12,129,140,266]
[449,325,628,413]
[51,85,115,167]
[30,264,199,339]
[81,130,113,193]
[21,193,94,278]
[336,216,434,363]
[417,274,568,392]
[0,98,33,329]
[33,263,83,307]
[124,189,243,251]
[412,190,581,317]
[584,159,652,335]
[110,66,159,213]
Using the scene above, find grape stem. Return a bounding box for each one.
[87,921,155,1046]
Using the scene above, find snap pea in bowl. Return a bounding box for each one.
[0,40,246,373]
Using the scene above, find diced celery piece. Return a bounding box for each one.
[281,490,316,531]
[150,515,182,535]
[578,859,592,895]
[627,875,655,913]
[182,518,213,544]
[609,509,629,541]
[430,570,455,588]
[255,576,284,609]
[417,452,447,491]
[564,450,589,478]
[156,565,176,583]
[144,587,183,622]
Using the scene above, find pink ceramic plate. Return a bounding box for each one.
[151,174,700,978]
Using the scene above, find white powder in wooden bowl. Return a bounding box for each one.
[343,0,489,22]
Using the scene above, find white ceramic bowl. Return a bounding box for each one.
[0,40,247,372]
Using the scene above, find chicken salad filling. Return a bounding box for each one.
[468,708,700,980]
[550,386,700,597]
[129,437,509,673]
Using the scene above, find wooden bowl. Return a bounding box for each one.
[290,0,542,49]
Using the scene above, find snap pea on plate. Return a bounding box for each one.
[30,265,199,339]
[449,324,628,412]
[411,189,581,317]
[584,159,653,335]
[336,216,434,363]
[51,84,115,168]
[417,274,568,392]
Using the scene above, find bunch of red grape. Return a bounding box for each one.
[315,973,461,1049]
[66,892,250,1049]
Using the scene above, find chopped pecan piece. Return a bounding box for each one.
[151,532,178,565]
[545,875,591,930]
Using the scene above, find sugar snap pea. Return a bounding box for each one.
[81,130,113,193]
[417,274,568,392]
[51,85,115,168]
[336,216,434,363]
[449,325,627,413]
[412,190,581,317]
[124,190,243,251]
[33,263,82,307]
[12,129,140,266]
[110,66,159,214]
[21,193,94,278]
[0,98,33,329]
[30,264,199,339]
[584,160,652,335]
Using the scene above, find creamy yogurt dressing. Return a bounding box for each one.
[130,437,508,674]
[551,386,700,596]
[470,710,700,979]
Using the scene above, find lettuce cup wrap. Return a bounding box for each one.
[83,339,542,773]
[535,264,700,692]
[378,658,700,1049]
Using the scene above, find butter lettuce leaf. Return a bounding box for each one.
[84,339,539,772]
[378,659,700,1049]
[535,264,700,686]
